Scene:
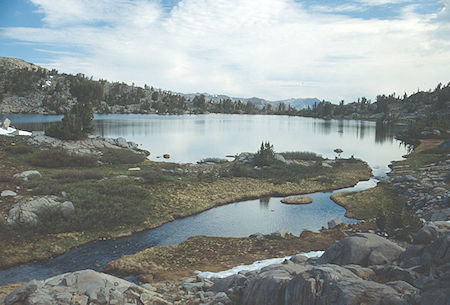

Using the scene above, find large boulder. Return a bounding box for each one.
[1,190,17,197]
[0,269,170,305]
[413,223,439,245]
[28,135,149,156]
[273,153,287,164]
[2,118,11,129]
[317,233,404,266]
[13,170,41,181]
[237,152,255,164]
[328,219,345,229]
[7,196,74,225]
[212,262,419,305]
[400,222,450,269]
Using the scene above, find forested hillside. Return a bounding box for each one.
[1,57,448,140]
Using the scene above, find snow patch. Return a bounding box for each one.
[195,250,324,279]
[0,127,32,136]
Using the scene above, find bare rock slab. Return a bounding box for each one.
[0,270,170,305]
[1,190,17,197]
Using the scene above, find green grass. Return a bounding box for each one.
[29,149,98,168]
[100,148,147,164]
[331,185,421,241]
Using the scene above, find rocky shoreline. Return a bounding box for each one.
[385,140,449,222]
[2,221,448,304]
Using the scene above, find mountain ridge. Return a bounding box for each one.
[0,57,319,111]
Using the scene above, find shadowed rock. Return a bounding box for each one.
[317,233,404,266]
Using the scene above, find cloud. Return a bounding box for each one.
[1,0,449,102]
[310,4,367,13]
[356,0,412,6]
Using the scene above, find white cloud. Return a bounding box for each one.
[356,0,411,6]
[1,0,449,102]
[311,4,366,13]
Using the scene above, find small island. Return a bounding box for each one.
[281,196,313,204]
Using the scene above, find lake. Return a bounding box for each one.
[0,114,407,284]
[4,113,406,176]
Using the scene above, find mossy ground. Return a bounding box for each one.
[0,135,371,268]
[331,186,399,220]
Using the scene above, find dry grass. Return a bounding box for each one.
[106,229,346,283]
[410,139,443,154]
[0,282,26,299]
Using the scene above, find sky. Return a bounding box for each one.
[0,0,449,102]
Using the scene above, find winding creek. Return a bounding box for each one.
[0,114,407,285]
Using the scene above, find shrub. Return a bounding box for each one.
[374,189,422,241]
[100,149,147,164]
[30,149,98,168]
[230,163,258,178]
[69,180,149,229]
[198,158,229,164]
[4,144,33,154]
[132,169,167,184]
[197,171,219,182]
[52,170,104,182]
[45,120,83,140]
[280,151,323,161]
[254,141,275,166]
[0,175,12,182]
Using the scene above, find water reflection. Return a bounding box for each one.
[337,120,344,136]
[259,197,270,208]
[358,121,366,140]
[375,121,395,144]
[3,114,407,176]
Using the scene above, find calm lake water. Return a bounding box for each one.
[0,114,407,284]
[4,113,406,176]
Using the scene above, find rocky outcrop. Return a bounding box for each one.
[327,219,344,229]
[28,135,149,156]
[12,170,41,181]
[0,270,238,305]
[0,190,17,197]
[211,261,418,305]
[386,155,449,221]
[2,224,448,305]
[0,269,170,305]
[210,226,450,305]
[317,233,405,266]
[7,196,74,225]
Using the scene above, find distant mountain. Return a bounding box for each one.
[179,93,319,110]
[275,98,320,110]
